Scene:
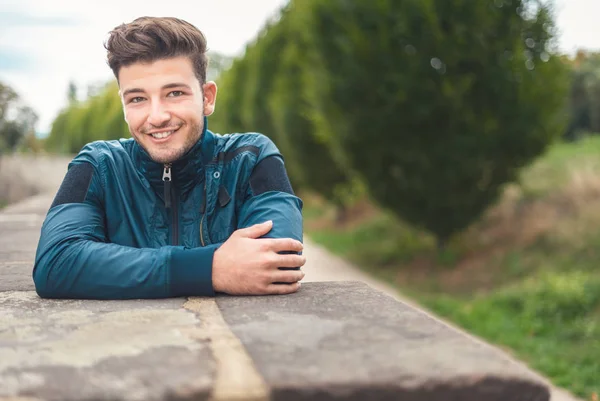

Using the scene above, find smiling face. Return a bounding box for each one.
[119,56,216,164]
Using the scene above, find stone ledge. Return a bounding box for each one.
[0,283,551,401]
[217,281,550,401]
[0,193,553,400]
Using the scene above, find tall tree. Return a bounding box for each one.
[302,0,569,245]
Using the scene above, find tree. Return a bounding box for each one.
[268,4,352,203]
[302,0,569,245]
[0,82,38,154]
[67,81,78,105]
[208,56,251,134]
[46,81,128,154]
[563,51,600,139]
[0,82,18,123]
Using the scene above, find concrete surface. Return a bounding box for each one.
[218,281,550,401]
[0,191,579,401]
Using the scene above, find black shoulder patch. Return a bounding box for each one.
[250,156,295,196]
[50,163,94,208]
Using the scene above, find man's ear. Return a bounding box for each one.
[202,81,218,116]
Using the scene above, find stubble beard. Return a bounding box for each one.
[135,120,203,165]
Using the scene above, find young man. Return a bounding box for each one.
[33,16,305,299]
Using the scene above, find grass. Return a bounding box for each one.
[302,136,600,400]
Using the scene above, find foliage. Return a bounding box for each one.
[209,56,250,135]
[45,82,128,154]
[565,51,600,140]
[0,81,38,154]
[210,5,351,199]
[300,0,569,243]
[269,4,351,199]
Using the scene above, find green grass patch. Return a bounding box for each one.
[519,134,600,199]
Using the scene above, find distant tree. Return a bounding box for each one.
[564,51,600,139]
[268,4,352,203]
[67,81,78,105]
[0,82,38,154]
[209,56,251,134]
[0,82,18,120]
[46,81,128,154]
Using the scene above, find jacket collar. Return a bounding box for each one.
[134,116,215,194]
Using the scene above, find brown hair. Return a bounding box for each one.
[104,16,209,84]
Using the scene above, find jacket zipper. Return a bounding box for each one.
[162,164,179,246]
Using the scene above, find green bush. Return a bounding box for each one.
[301,0,569,243]
[209,56,250,135]
[267,5,352,200]
[564,52,600,140]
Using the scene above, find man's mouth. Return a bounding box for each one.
[151,130,174,139]
[147,127,180,140]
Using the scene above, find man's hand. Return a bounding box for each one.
[212,220,306,295]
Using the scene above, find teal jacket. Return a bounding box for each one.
[33,119,303,299]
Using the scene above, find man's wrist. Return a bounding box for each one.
[211,247,222,293]
[170,245,220,296]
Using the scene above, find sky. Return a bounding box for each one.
[0,0,599,134]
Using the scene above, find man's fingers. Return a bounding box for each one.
[263,238,304,253]
[236,220,273,239]
[274,254,306,268]
[271,270,305,284]
[266,281,302,295]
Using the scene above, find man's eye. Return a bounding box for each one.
[168,91,184,97]
[130,97,145,103]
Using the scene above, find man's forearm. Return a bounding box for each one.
[34,204,220,300]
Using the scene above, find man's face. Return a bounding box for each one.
[119,56,216,164]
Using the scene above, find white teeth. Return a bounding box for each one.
[151,131,173,139]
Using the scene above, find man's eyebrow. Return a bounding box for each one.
[121,83,192,97]
[121,88,145,97]
[162,83,192,90]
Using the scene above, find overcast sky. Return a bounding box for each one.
[0,0,598,134]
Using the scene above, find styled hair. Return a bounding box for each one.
[104,16,209,84]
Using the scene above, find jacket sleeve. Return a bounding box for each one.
[236,153,303,247]
[33,160,219,300]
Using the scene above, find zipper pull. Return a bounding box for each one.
[163,164,172,209]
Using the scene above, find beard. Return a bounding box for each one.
[134,118,204,164]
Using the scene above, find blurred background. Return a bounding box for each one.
[1,0,599,399]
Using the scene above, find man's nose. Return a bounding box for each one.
[147,101,171,127]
